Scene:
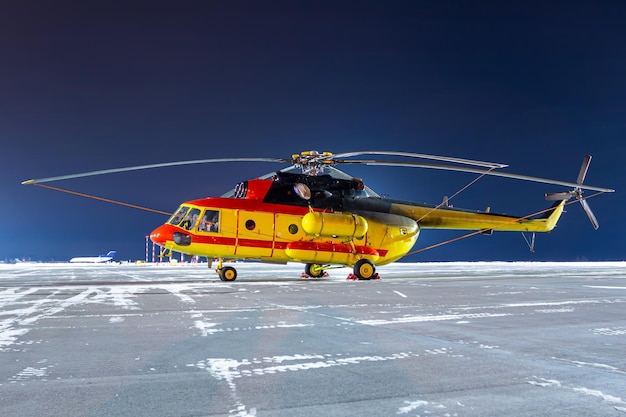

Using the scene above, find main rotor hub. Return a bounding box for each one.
[291,150,334,175]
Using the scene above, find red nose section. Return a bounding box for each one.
[151,224,193,247]
[150,224,174,246]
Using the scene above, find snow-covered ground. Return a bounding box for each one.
[1,261,625,416]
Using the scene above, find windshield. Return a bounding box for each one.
[169,206,219,232]
[169,206,190,226]
[169,206,201,230]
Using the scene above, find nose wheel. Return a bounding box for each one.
[219,266,238,281]
[215,258,238,281]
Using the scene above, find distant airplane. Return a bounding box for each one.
[12,258,33,264]
[69,250,117,263]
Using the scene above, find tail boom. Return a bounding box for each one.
[392,200,565,233]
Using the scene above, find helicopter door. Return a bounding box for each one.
[235,211,274,257]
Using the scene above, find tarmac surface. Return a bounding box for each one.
[1,261,625,417]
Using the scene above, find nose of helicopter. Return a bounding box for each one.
[149,224,171,246]
[150,224,192,247]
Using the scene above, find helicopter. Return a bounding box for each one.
[23,150,614,281]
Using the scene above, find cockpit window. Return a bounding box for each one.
[180,208,201,230]
[169,206,190,226]
[198,210,220,233]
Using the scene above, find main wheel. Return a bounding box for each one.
[353,259,375,280]
[219,266,238,281]
[305,263,325,278]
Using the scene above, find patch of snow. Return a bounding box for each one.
[358,312,510,326]
[593,327,626,336]
[397,400,429,414]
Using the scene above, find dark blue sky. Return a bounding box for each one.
[2,1,624,262]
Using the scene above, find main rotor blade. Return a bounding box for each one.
[22,158,289,185]
[577,154,592,185]
[331,151,508,169]
[344,159,615,193]
[579,198,600,230]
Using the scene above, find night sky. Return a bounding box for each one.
[2,1,624,262]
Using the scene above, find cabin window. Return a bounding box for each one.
[288,224,298,234]
[245,219,256,230]
[199,210,220,232]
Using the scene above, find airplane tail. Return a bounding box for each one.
[103,251,116,257]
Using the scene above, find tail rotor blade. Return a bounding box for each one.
[545,192,572,201]
[579,198,600,230]
[577,154,592,185]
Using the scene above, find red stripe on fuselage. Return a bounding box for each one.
[237,238,273,249]
[285,241,386,256]
[189,235,237,246]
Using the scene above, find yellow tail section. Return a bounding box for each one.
[394,200,566,233]
[534,200,566,232]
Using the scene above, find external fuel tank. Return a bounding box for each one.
[301,212,368,238]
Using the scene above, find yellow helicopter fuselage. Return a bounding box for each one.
[151,197,420,267]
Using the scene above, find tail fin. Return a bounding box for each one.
[539,200,566,219]
[537,200,566,231]
[104,251,116,257]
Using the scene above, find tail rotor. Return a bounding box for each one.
[545,155,600,230]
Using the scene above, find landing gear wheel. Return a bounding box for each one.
[305,263,325,278]
[353,259,376,280]
[219,266,238,282]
